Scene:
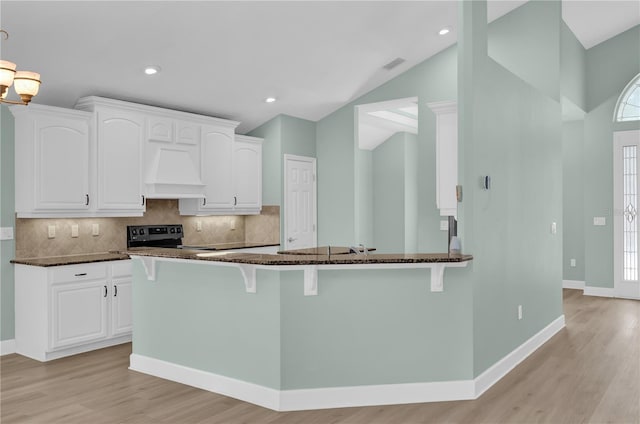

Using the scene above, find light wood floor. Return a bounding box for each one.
[2,289,638,423]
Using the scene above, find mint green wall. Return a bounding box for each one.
[404,133,418,253]
[132,261,282,388]
[248,116,282,206]
[0,105,15,341]
[487,0,561,102]
[459,0,563,376]
[317,46,457,249]
[562,121,585,281]
[132,259,474,390]
[248,114,316,245]
[372,133,407,253]
[561,22,587,111]
[583,26,640,288]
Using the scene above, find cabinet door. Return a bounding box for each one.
[200,126,234,210]
[50,280,108,350]
[234,139,262,210]
[147,116,173,143]
[111,279,132,336]
[34,114,90,211]
[96,108,145,211]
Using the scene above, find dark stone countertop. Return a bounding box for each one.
[180,242,279,250]
[278,246,376,255]
[11,252,131,267]
[125,247,473,266]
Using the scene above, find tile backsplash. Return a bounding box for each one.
[15,200,280,258]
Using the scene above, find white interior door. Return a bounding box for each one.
[284,155,317,250]
[614,130,640,299]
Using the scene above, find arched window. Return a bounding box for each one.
[616,73,640,122]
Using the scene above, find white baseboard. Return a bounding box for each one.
[474,315,565,397]
[562,280,585,290]
[130,354,282,411]
[1,339,16,356]
[130,314,565,411]
[584,286,615,298]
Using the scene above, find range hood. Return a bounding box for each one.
[144,147,205,199]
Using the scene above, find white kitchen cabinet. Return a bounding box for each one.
[76,97,146,215]
[179,133,263,215]
[15,260,133,362]
[11,105,92,217]
[427,101,458,219]
[233,135,263,213]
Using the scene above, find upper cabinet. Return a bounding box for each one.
[233,135,263,212]
[179,133,263,215]
[427,101,458,219]
[11,105,92,217]
[76,97,146,216]
[12,96,258,217]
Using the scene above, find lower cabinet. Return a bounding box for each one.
[15,260,133,362]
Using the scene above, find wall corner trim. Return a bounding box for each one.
[0,339,16,356]
[583,286,615,298]
[562,280,585,290]
[474,315,566,398]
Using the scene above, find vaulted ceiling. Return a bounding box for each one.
[1,1,638,132]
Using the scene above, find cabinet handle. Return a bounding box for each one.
[74,273,87,277]
[234,196,237,206]
[85,194,90,206]
[203,197,207,206]
[141,195,145,206]
[114,285,118,297]
[103,285,108,298]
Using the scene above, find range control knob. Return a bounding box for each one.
[139,229,145,235]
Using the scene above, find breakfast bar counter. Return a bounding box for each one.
[127,247,474,411]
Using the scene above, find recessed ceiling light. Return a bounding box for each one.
[265,97,276,103]
[438,27,451,36]
[144,66,161,75]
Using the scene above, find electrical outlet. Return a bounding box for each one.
[570,258,576,267]
[92,223,100,236]
[230,219,236,231]
[0,227,14,240]
[440,220,448,231]
[518,305,523,320]
[71,224,79,238]
[48,225,56,239]
[196,221,202,232]
[593,217,606,226]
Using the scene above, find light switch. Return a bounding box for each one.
[230,219,236,231]
[570,259,576,267]
[71,224,79,238]
[593,217,606,226]
[196,221,202,232]
[0,227,14,240]
[440,220,449,231]
[48,225,56,239]
[551,222,557,235]
[92,223,100,236]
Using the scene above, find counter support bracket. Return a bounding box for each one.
[238,264,257,293]
[139,257,157,281]
[430,264,446,292]
[304,266,318,296]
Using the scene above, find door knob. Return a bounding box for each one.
[287,237,296,243]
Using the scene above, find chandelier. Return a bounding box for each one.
[0,29,40,105]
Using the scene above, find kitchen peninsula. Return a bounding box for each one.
[126,248,473,411]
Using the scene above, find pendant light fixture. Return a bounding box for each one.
[0,29,41,105]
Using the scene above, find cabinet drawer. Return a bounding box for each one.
[111,260,132,278]
[51,263,107,283]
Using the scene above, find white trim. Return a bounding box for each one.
[0,339,16,356]
[130,354,282,411]
[130,314,564,411]
[583,286,615,298]
[562,280,585,290]
[474,315,565,397]
[283,154,317,250]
